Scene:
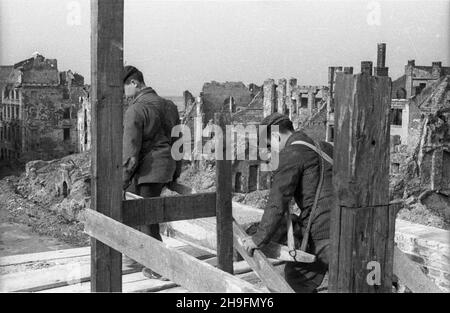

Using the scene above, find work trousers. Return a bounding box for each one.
[135,183,165,242]
[284,238,329,293]
[246,221,329,293]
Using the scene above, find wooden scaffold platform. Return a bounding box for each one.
[0,0,443,294]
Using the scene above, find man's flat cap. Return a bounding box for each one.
[261,112,290,126]
[123,65,139,83]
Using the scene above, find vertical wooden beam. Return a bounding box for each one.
[90,0,124,292]
[214,113,233,273]
[329,73,395,292]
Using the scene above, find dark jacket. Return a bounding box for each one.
[252,130,334,247]
[123,87,179,186]
[161,98,182,180]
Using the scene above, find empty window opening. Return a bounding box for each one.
[63,128,71,141]
[235,172,242,192]
[292,99,297,114]
[416,83,427,95]
[390,108,403,126]
[63,107,71,119]
[248,165,258,192]
[62,181,69,198]
[301,97,308,108]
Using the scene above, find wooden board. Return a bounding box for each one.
[39,270,181,293]
[329,73,394,293]
[40,258,285,293]
[0,247,89,267]
[166,215,315,263]
[0,237,211,293]
[0,255,135,293]
[332,73,392,208]
[122,193,216,226]
[233,221,295,293]
[85,209,262,292]
[215,113,234,273]
[90,0,124,292]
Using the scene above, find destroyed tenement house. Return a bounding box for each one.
[181,78,332,193]
[179,43,450,210]
[389,60,450,218]
[2,47,449,210]
[0,53,87,163]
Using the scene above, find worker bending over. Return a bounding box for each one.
[242,112,334,293]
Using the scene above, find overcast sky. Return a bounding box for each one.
[0,0,449,95]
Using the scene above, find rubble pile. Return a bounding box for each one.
[390,78,450,229]
[15,152,91,222]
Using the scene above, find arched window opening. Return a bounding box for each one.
[234,172,242,192]
[62,181,69,198]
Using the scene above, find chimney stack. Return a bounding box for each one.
[374,43,389,76]
[377,43,386,68]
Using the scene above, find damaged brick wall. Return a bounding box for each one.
[18,86,81,162]
[391,75,450,224]
[0,54,84,163]
[201,81,254,123]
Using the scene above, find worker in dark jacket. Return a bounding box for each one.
[122,65,181,279]
[242,113,334,292]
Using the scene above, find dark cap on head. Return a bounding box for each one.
[123,65,140,83]
[260,112,290,126]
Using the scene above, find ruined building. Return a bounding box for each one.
[390,60,450,145]
[180,79,330,193]
[0,53,86,163]
[390,62,450,220]
[180,81,265,192]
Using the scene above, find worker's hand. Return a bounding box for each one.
[122,157,137,190]
[241,236,258,257]
[123,178,132,191]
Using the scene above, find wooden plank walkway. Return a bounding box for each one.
[0,236,279,293]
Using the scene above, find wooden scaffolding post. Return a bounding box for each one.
[214,113,234,274]
[90,0,124,292]
[329,72,395,292]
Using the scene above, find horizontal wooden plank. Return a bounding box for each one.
[0,247,90,267]
[166,217,315,263]
[0,237,211,293]
[233,221,294,293]
[0,256,137,293]
[41,258,285,293]
[122,192,216,226]
[39,270,179,293]
[85,209,262,292]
